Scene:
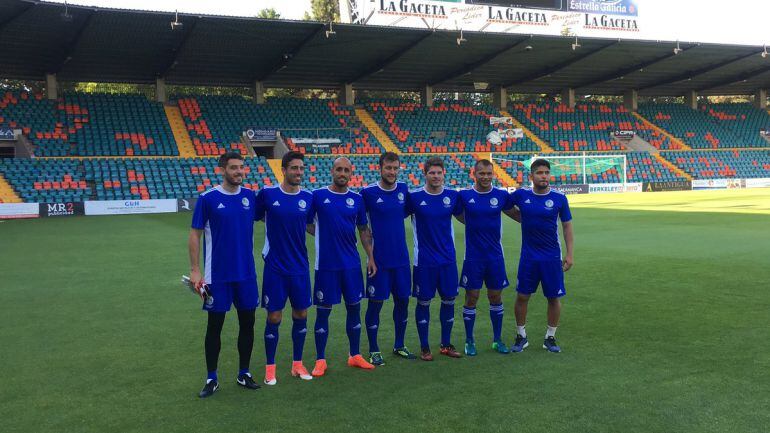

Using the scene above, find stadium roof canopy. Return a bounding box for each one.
[1,0,769,96]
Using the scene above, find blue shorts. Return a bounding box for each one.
[412,263,459,301]
[366,265,411,301]
[459,259,510,291]
[516,258,565,299]
[314,268,364,306]
[261,266,312,312]
[203,279,259,313]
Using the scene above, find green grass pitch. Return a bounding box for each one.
[2,189,769,432]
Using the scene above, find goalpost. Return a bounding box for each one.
[491,153,628,188]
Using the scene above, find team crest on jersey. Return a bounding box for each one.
[397,192,404,202]
[442,196,451,207]
[242,197,250,208]
[298,199,307,209]
[490,197,499,208]
[545,199,554,209]
[346,198,355,208]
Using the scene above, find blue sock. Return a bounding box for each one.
[346,303,362,356]
[490,303,504,342]
[207,370,217,382]
[314,306,332,360]
[264,320,280,365]
[393,297,409,349]
[292,317,308,362]
[440,298,455,347]
[365,301,383,353]
[415,300,431,349]
[238,368,249,376]
[463,305,476,343]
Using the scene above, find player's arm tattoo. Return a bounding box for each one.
[503,207,521,223]
[358,225,377,277]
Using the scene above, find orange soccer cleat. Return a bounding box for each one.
[291,361,313,381]
[347,354,375,370]
[312,359,328,377]
[264,364,277,386]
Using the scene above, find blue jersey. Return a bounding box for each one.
[255,186,313,276]
[310,188,368,271]
[459,187,514,262]
[511,188,572,261]
[408,188,462,267]
[191,185,257,284]
[361,182,410,269]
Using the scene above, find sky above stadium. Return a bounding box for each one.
[46,0,769,46]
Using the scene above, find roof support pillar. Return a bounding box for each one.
[339,83,354,106]
[623,89,638,111]
[684,90,697,110]
[561,88,575,109]
[45,73,58,100]
[493,87,507,111]
[155,78,167,103]
[253,81,265,105]
[421,85,434,107]
[754,89,767,110]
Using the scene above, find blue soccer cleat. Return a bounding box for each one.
[511,334,529,353]
[492,341,510,354]
[543,336,561,353]
[464,341,477,356]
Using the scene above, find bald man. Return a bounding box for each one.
[306,157,377,376]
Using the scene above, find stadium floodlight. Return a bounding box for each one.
[457,30,467,46]
[673,41,682,55]
[61,1,73,22]
[571,36,581,51]
[170,10,183,30]
[325,22,336,38]
[762,46,768,59]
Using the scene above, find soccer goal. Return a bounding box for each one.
[492,153,627,186]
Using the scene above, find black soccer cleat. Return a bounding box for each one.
[236,373,261,390]
[199,379,219,398]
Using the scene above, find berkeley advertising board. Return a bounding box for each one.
[39,202,85,217]
[346,0,641,37]
[84,199,178,216]
[588,182,642,193]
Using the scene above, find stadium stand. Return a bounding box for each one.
[637,103,767,149]
[698,103,770,148]
[176,96,382,156]
[0,157,276,202]
[365,100,539,153]
[0,91,177,157]
[661,150,770,179]
[508,102,680,151]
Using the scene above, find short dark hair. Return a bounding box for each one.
[218,151,244,168]
[379,151,399,167]
[530,158,550,172]
[424,156,445,174]
[281,151,304,168]
[474,158,493,170]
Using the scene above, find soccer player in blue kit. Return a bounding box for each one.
[254,151,314,385]
[188,152,261,398]
[510,159,574,353]
[361,152,416,365]
[408,156,463,361]
[456,159,519,356]
[308,157,377,375]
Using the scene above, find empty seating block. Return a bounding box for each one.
[0,158,91,202]
[366,100,538,153]
[509,102,674,151]
[176,96,383,156]
[699,103,770,148]
[0,91,177,157]
[638,103,762,149]
[661,150,770,179]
